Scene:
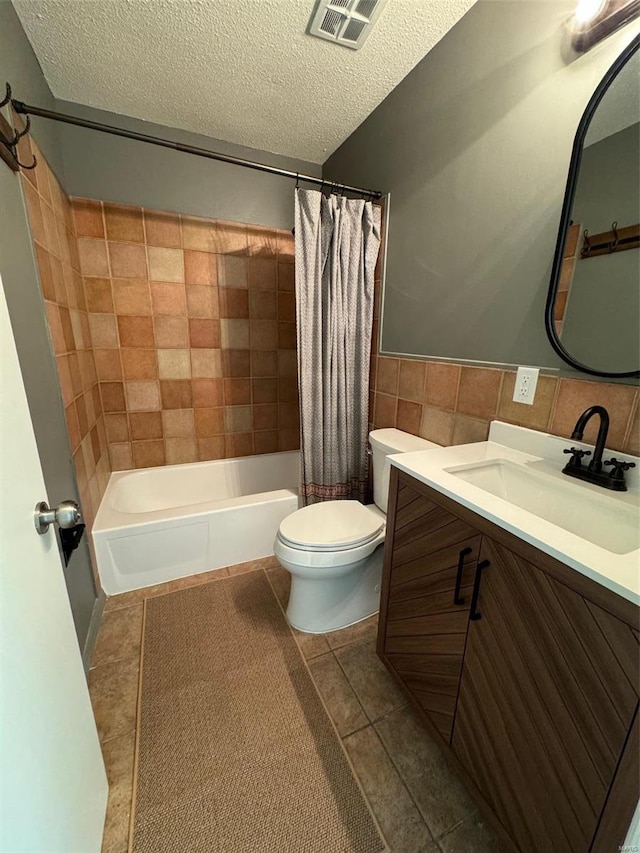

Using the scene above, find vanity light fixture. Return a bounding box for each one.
[571,0,640,51]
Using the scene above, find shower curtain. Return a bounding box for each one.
[295,188,381,505]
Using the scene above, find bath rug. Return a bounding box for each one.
[131,571,386,852]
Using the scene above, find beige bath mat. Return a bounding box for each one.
[131,571,386,852]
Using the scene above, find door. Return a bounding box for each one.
[382,474,481,742]
[451,536,639,852]
[0,281,108,851]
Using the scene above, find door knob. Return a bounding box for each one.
[34,499,82,535]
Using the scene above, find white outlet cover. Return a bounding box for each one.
[513,366,539,406]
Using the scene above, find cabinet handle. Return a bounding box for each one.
[469,560,490,621]
[454,547,473,605]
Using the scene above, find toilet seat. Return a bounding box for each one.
[278,500,384,552]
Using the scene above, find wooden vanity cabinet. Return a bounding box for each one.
[378,468,640,853]
[382,476,481,742]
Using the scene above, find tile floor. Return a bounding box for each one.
[89,557,500,853]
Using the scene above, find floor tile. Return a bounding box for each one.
[101,731,135,853]
[226,555,279,576]
[438,812,501,852]
[89,657,140,743]
[265,564,291,608]
[374,705,477,839]
[104,566,229,610]
[325,613,379,650]
[91,604,143,668]
[343,726,437,853]
[291,627,330,660]
[308,652,369,737]
[335,638,407,723]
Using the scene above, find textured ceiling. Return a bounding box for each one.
[13,0,476,163]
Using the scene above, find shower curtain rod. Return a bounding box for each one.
[10,97,383,200]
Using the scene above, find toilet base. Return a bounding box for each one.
[283,546,384,634]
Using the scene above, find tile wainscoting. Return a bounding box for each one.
[369,277,638,454]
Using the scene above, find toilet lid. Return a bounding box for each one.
[279,501,384,551]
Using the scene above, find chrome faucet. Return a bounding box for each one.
[562,406,635,491]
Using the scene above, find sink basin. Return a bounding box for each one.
[445,459,640,555]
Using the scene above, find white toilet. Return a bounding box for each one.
[274,428,439,634]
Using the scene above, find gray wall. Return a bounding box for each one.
[324,0,640,377]
[0,0,98,657]
[562,122,640,372]
[56,100,321,230]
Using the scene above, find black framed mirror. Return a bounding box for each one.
[545,35,640,379]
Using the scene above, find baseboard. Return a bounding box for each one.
[82,588,106,674]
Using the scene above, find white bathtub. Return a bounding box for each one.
[92,451,300,595]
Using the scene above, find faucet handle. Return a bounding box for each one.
[604,458,636,477]
[563,447,592,466]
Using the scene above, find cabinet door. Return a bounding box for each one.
[382,476,481,742]
[452,537,640,853]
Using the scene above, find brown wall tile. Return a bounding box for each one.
[194,407,225,437]
[186,285,217,318]
[424,362,460,411]
[154,317,189,349]
[144,210,182,248]
[104,204,144,243]
[165,437,197,464]
[420,407,454,445]
[374,392,397,428]
[72,199,104,238]
[184,250,217,285]
[189,318,220,348]
[396,399,422,435]
[100,382,126,413]
[498,373,557,432]
[121,349,158,380]
[452,414,490,445]
[192,378,224,408]
[112,279,151,315]
[198,435,226,461]
[398,359,426,403]
[162,409,195,438]
[132,439,165,468]
[376,357,399,396]
[129,411,162,441]
[125,381,161,412]
[551,379,637,450]
[457,367,502,420]
[160,380,192,409]
[117,316,154,348]
[109,243,148,279]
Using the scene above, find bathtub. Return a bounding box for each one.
[92,451,300,595]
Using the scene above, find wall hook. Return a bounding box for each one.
[6,115,31,147]
[16,152,37,170]
[0,82,11,109]
[581,229,591,258]
[609,220,619,252]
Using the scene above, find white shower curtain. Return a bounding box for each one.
[295,188,381,505]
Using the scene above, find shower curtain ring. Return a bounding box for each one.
[295,173,299,190]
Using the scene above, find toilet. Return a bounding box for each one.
[274,428,440,634]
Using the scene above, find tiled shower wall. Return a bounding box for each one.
[369,273,639,455]
[21,140,111,532]
[71,199,299,470]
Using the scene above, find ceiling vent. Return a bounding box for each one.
[308,0,389,50]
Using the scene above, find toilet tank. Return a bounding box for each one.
[369,429,440,513]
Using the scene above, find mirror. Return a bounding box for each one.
[546,38,640,379]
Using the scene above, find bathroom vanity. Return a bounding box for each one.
[377,422,640,853]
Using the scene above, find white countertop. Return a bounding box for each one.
[389,422,640,607]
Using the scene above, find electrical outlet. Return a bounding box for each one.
[513,366,539,406]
